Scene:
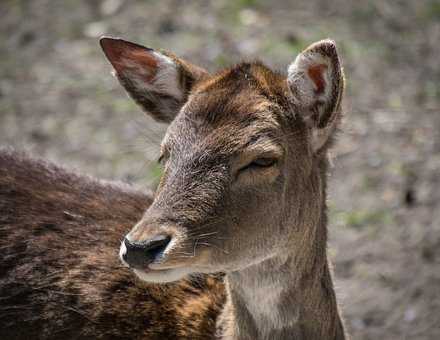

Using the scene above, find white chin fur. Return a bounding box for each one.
[133,267,192,283]
[119,241,129,268]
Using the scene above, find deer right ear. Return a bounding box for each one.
[100,37,207,123]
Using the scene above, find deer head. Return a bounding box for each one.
[100,37,344,283]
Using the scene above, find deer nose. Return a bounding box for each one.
[121,235,171,269]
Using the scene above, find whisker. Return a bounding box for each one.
[196,241,229,255]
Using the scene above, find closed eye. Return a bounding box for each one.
[239,157,278,173]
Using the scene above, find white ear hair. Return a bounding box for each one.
[126,51,183,102]
[288,52,332,114]
[151,52,183,101]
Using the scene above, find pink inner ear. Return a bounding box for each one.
[307,64,328,94]
[101,39,158,82]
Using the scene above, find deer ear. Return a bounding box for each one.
[100,37,207,123]
[287,39,344,152]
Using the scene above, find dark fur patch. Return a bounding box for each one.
[0,149,225,339]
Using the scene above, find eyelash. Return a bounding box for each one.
[158,154,278,174]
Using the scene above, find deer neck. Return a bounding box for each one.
[222,254,345,340]
[218,177,346,339]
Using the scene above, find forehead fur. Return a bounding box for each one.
[163,62,292,157]
[191,61,289,123]
[177,61,291,131]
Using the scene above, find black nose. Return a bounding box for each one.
[122,235,171,269]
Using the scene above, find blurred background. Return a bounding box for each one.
[1,0,439,338]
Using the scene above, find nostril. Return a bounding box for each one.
[123,235,171,269]
[144,234,171,253]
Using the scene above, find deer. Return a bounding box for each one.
[0,37,347,339]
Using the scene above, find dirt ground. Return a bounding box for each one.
[1,0,439,338]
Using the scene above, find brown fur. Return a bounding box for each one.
[0,149,225,339]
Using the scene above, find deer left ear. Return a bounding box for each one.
[100,37,208,123]
[287,39,345,152]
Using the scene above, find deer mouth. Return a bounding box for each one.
[132,266,193,283]
[120,229,214,282]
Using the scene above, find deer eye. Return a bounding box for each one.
[239,157,278,172]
